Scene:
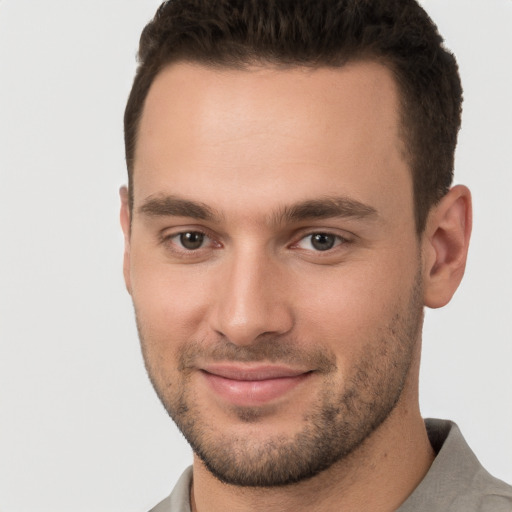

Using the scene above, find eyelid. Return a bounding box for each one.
[157,225,354,258]
[159,226,223,255]
[294,233,346,251]
[289,228,354,248]
[169,231,209,249]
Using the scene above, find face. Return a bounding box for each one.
[122,62,425,486]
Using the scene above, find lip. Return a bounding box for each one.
[200,364,312,406]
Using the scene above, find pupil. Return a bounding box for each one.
[311,233,335,251]
[180,232,204,250]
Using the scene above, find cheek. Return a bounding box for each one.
[292,260,416,352]
[129,253,212,349]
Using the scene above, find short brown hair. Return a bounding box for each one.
[124,0,462,233]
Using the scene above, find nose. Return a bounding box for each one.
[209,249,294,346]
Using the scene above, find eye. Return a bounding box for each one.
[296,233,344,251]
[172,231,209,250]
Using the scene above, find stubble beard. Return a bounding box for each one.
[137,275,424,488]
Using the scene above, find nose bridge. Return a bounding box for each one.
[211,244,293,345]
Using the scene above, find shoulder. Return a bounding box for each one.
[462,470,512,512]
[148,466,193,512]
[456,482,512,512]
[398,419,512,512]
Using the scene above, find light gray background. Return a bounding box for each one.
[0,1,510,511]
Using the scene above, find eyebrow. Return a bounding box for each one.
[270,196,378,225]
[138,195,221,221]
[137,194,378,224]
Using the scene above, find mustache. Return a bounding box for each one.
[178,336,337,374]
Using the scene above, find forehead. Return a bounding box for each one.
[133,61,412,225]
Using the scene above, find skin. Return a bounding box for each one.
[120,61,472,511]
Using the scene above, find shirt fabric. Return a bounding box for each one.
[149,418,512,511]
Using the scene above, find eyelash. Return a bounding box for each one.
[292,232,349,252]
[161,230,219,254]
[160,229,351,257]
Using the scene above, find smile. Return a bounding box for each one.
[200,364,312,406]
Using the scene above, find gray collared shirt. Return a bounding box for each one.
[149,419,512,511]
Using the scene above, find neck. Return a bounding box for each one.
[191,399,434,512]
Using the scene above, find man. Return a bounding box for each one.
[119,0,512,510]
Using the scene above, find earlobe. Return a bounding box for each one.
[119,186,132,294]
[422,185,472,309]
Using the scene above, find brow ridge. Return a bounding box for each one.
[137,194,377,225]
[138,195,219,221]
[271,196,378,225]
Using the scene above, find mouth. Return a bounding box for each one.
[200,364,313,406]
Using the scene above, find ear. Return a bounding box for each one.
[422,185,472,309]
[119,186,132,294]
